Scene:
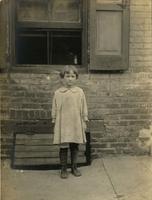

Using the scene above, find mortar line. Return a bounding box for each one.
[100,158,120,200]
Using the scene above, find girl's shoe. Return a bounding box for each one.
[61,167,68,179]
[71,165,81,177]
[59,148,68,179]
[70,144,81,177]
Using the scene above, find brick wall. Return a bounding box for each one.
[1,0,152,158]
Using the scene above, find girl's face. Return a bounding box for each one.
[63,70,77,87]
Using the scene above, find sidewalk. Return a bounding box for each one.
[1,156,152,200]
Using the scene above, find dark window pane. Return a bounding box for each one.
[16,30,47,64]
[16,29,82,65]
[51,31,81,65]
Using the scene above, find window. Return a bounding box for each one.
[14,0,87,66]
[10,0,129,70]
[16,29,81,65]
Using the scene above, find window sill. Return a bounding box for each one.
[10,65,88,74]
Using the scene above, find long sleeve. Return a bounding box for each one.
[51,93,57,123]
[82,91,88,122]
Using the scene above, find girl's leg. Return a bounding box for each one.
[59,148,68,179]
[69,143,81,177]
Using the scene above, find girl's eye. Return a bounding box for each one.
[65,73,76,78]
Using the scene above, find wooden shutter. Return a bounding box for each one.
[89,2,129,71]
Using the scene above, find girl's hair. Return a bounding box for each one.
[60,65,79,79]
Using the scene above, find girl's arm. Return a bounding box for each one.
[51,93,57,123]
[82,91,89,122]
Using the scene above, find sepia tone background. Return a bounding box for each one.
[0,0,152,200]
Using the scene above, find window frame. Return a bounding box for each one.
[16,28,82,65]
[10,0,88,72]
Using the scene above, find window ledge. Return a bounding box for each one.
[10,65,88,74]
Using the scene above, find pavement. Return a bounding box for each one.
[1,156,152,200]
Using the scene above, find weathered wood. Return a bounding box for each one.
[96,11,122,56]
[12,133,89,167]
[16,134,53,139]
[17,0,81,23]
[15,151,59,158]
[14,156,86,166]
[15,144,86,152]
[89,1,129,70]
[15,145,58,152]
[14,158,60,165]
[17,21,82,29]
[15,139,53,145]
[15,151,85,158]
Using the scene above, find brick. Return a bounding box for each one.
[130,5,152,11]
[130,55,152,61]
[104,120,129,126]
[111,142,128,148]
[22,110,30,120]
[10,110,16,119]
[130,49,152,55]
[89,120,105,132]
[97,0,122,4]
[91,131,105,138]
[131,0,151,6]
[46,111,51,119]
[130,30,151,37]
[128,120,151,126]
[130,62,152,67]
[97,148,116,154]
[91,143,107,149]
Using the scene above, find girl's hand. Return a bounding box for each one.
[83,121,89,131]
[52,120,55,129]
[83,122,87,131]
[52,119,55,123]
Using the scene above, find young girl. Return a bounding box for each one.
[52,65,88,179]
